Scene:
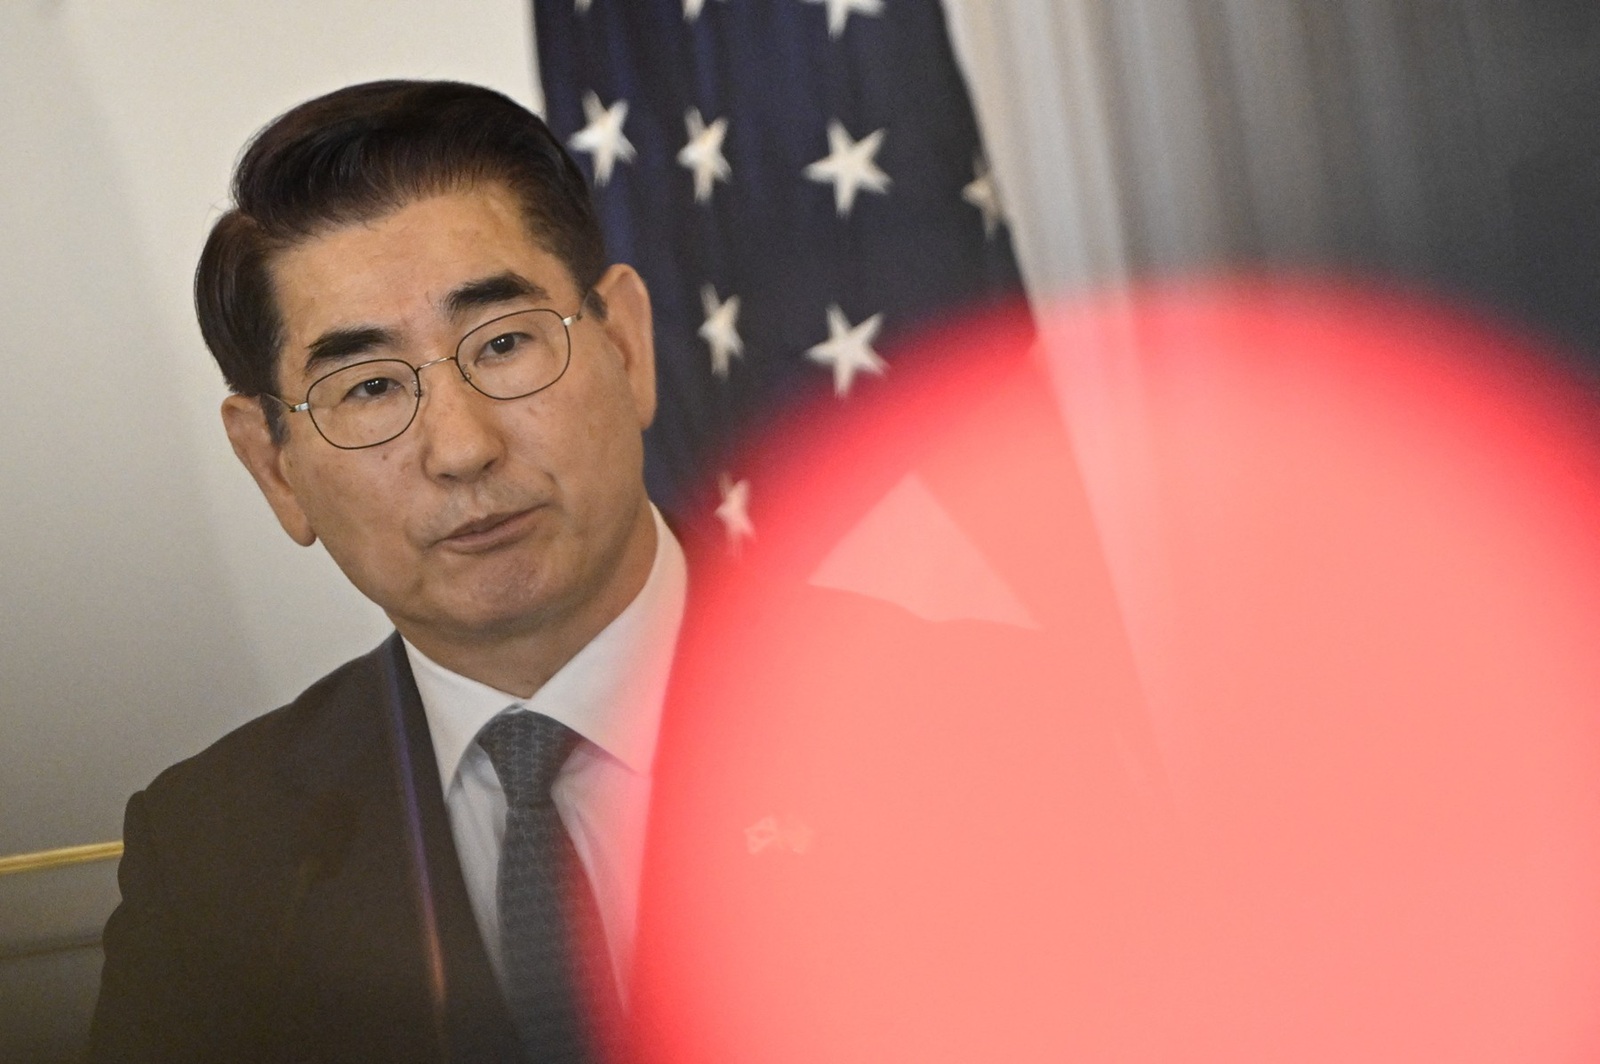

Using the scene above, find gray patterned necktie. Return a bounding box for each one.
[477,710,612,1063]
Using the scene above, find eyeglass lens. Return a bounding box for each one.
[303,308,572,449]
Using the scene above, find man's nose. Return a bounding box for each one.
[412,356,505,480]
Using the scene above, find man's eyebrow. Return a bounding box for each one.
[444,272,552,318]
[304,325,398,372]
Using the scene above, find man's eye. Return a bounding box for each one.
[482,332,532,360]
[342,376,403,403]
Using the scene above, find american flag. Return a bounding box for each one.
[532,0,1025,550]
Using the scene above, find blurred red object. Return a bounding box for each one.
[628,280,1600,1062]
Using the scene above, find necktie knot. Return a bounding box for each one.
[477,710,579,808]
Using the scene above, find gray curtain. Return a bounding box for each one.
[951,0,1600,361]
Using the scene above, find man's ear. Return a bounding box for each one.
[220,395,318,547]
[591,263,657,429]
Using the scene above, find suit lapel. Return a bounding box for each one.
[380,635,529,1063]
[276,635,524,1064]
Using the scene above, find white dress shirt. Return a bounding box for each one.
[403,507,686,1001]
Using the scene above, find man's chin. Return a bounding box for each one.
[398,570,582,642]
[412,594,559,644]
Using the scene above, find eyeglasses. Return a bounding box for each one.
[265,306,582,449]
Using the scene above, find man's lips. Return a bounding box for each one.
[434,507,540,552]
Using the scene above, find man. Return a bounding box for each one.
[89,75,1168,1064]
[90,80,680,1063]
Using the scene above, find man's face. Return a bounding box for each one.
[223,184,657,675]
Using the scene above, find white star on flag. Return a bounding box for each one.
[803,120,890,217]
[806,304,886,396]
[699,284,743,377]
[677,108,732,204]
[745,815,780,854]
[802,0,884,39]
[682,0,726,19]
[962,155,1006,238]
[715,474,755,554]
[567,92,635,186]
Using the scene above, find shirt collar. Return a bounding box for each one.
[406,505,687,792]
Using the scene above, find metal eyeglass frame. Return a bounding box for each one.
[263,304,584,450]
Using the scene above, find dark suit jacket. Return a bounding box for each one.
[88,634,528,1064]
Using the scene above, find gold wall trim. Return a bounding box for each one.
[0,841,123,878]
[0,932,105,963]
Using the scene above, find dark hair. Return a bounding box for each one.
[195,79,606,440]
